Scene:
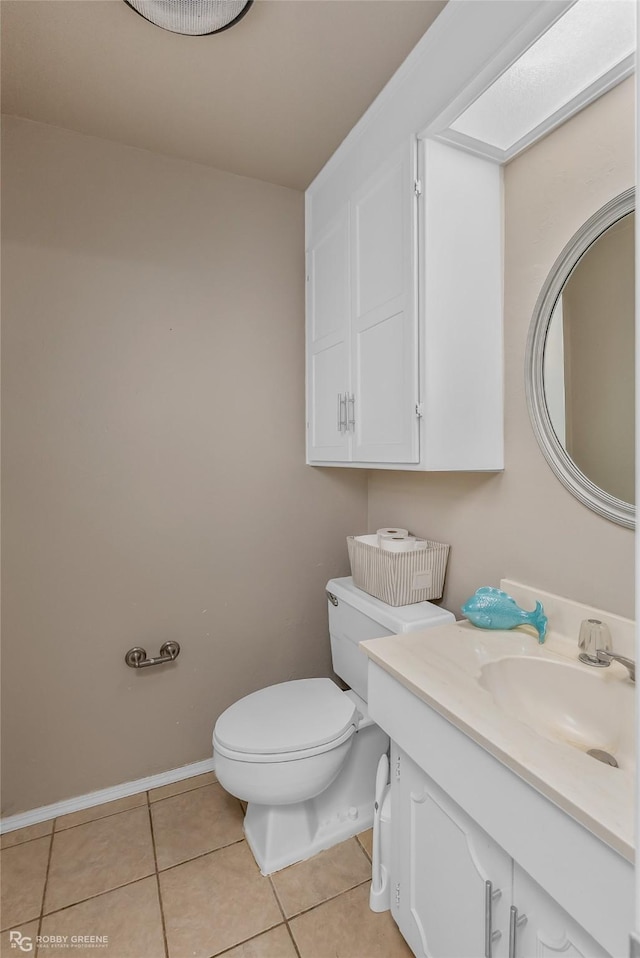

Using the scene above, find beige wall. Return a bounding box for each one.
[1,116,368,815]
[368,78,635,621]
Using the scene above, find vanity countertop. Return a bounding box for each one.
[360,619,635,862]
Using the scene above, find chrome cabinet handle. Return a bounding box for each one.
[484,880,502,958]
[508,905,527,958]
[347,393,355,430]
[337,393,347,432]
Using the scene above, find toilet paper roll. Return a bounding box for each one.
[377,528,409,541]
[379,536,418,553]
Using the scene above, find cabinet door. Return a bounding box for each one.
[394,747,511,958]
[512,866,611,958]
[350,141,420,463]
[306,207,351,462]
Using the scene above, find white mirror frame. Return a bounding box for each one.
[525,187,635,530]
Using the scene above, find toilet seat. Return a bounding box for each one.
[213,678,357,763]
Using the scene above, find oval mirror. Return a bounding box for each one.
[525,188,635,529]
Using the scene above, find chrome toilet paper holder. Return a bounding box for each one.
[125,641,180,669]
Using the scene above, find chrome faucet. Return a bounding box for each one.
[578,618,635,682]
[595,650,636,682]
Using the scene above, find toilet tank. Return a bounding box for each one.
[326,576,455,701]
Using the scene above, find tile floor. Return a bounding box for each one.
[1,773,412,958]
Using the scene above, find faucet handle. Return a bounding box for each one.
[578,618,612,661]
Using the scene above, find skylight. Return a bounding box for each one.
[449,0,636,152]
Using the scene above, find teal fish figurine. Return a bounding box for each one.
[461,587,547,643]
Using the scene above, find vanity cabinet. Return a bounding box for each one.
[513,865,611,958]
[364,661,633,958]
[393,745,612,958]
[306,135,504,471]
[392,745,510,958]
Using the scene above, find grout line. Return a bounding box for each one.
[33,829,55,957]
[285,921,303,958]
[148,777,218,805]
[39,871,158,921]
[155,875,170,958]
[147,798,170,958]
[207,921,287,958]
[355,831,373,863]
[39,825,56,920]
[267,875,287,922]
[0,824,55,851]
[53,798,148,834]
[285,877,372,922]
[156,837,246,876]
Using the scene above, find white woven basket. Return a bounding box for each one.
[347,536,450,606]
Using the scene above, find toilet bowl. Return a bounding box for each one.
[213,576,455,874]
[213,678,359,806]
[214,680,389,874]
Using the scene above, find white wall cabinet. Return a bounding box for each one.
[350,142,419,464]
[392,745,613,958]
[306,204,351,463]
[306,140,420,466]
[306,136,504,471]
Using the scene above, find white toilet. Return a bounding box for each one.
[213,576,454,874]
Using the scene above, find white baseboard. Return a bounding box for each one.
[0,757,216,834]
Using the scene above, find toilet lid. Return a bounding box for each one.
[214,678,357,756]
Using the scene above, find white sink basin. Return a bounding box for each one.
[479,655,635,770]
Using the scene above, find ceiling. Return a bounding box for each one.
[1,0,446,190]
